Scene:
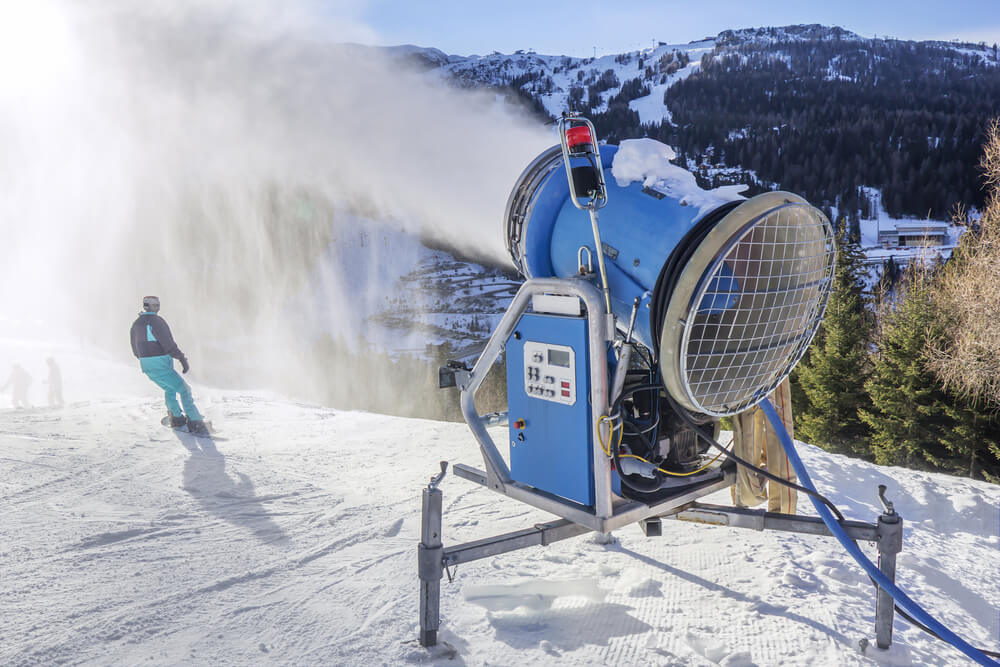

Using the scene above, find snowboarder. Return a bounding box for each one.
[129,296,210,435]
[1,363,31,409]
[45,357,64,408]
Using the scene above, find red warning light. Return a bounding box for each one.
[566,126,594,153]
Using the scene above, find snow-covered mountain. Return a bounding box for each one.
[1,342,997,665]
[409,24,996,127]
[429,37,713,122]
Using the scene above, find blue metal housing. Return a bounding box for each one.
[505,312,594,507]
[517,144,712,350]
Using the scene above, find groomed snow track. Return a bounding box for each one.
[1,350,998,666]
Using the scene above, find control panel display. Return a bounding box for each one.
[548,349,570,368]
[523,341,576,405]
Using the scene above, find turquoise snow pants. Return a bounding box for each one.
[140,355,203,421]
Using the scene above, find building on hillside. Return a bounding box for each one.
[877,221,950,247]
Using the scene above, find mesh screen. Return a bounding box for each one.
[681,204,835,416]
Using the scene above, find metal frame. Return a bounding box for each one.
[456,277,735,534]
[419,476,903,652]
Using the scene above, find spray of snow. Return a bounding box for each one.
[0,0,549,401]
[611,138,747,215]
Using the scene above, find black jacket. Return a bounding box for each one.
[130,313,188,365]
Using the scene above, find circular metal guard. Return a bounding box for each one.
[679,203,835,416]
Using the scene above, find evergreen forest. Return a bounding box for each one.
[528,35,1000,222]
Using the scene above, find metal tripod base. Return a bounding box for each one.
[417,473,904,651]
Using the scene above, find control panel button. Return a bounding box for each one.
[561,381,570,389]
[545,375,555,384]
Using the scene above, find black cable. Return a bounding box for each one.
[840,526,1000,658]
[641,386,849,524]
[610,382,837,514]
[621,411,660,438]
[632,343,656,372]
[890,605,1000,658]
[837,514,1000,658]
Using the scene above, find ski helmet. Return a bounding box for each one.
[142,295,160,313]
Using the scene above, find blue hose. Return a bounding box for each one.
[759,397,999,667]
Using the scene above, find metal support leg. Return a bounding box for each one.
[874,489,903,650]
[418,464,447,647]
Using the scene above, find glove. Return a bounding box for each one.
[180,357,190,374]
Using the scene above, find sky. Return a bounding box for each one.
[358,0,1000,57]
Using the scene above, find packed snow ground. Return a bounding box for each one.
[1,343,998,666]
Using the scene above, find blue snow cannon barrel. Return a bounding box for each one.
[504,139,837,417]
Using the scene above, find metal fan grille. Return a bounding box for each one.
[680,203,835,416]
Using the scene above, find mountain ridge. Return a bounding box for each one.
[390,23,994,67]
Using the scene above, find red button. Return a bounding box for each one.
[561,390,570,397]
[561,381,570,388]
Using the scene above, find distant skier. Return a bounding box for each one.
[1,363,32,409]
[45,357,64,408]
[129,296,209,435]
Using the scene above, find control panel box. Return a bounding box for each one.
[505,312,593,507]
[522,341,577,405]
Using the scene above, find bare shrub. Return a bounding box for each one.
[926,118,1000,408]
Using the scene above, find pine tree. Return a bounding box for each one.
[794,220,874,456]
[934,398,1000,481]
[859,267,1000,477]
[859,270,952,466]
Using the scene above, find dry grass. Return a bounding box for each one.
[925,119,1000,408]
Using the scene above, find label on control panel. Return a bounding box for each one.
[523,341,576,405]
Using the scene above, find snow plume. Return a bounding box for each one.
[0,0,549,404]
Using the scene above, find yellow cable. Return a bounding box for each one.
[614,435,734,477]
[598,415,732,477]
[596,415,622,456]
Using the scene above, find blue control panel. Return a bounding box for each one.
[505,312,593,507]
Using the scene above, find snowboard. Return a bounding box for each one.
[161,415,227,441]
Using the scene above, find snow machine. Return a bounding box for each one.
[444,114,836,520]
[420,115,918,659]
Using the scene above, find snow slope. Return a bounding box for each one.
[1,344,998,666]
[438,39,715,124]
